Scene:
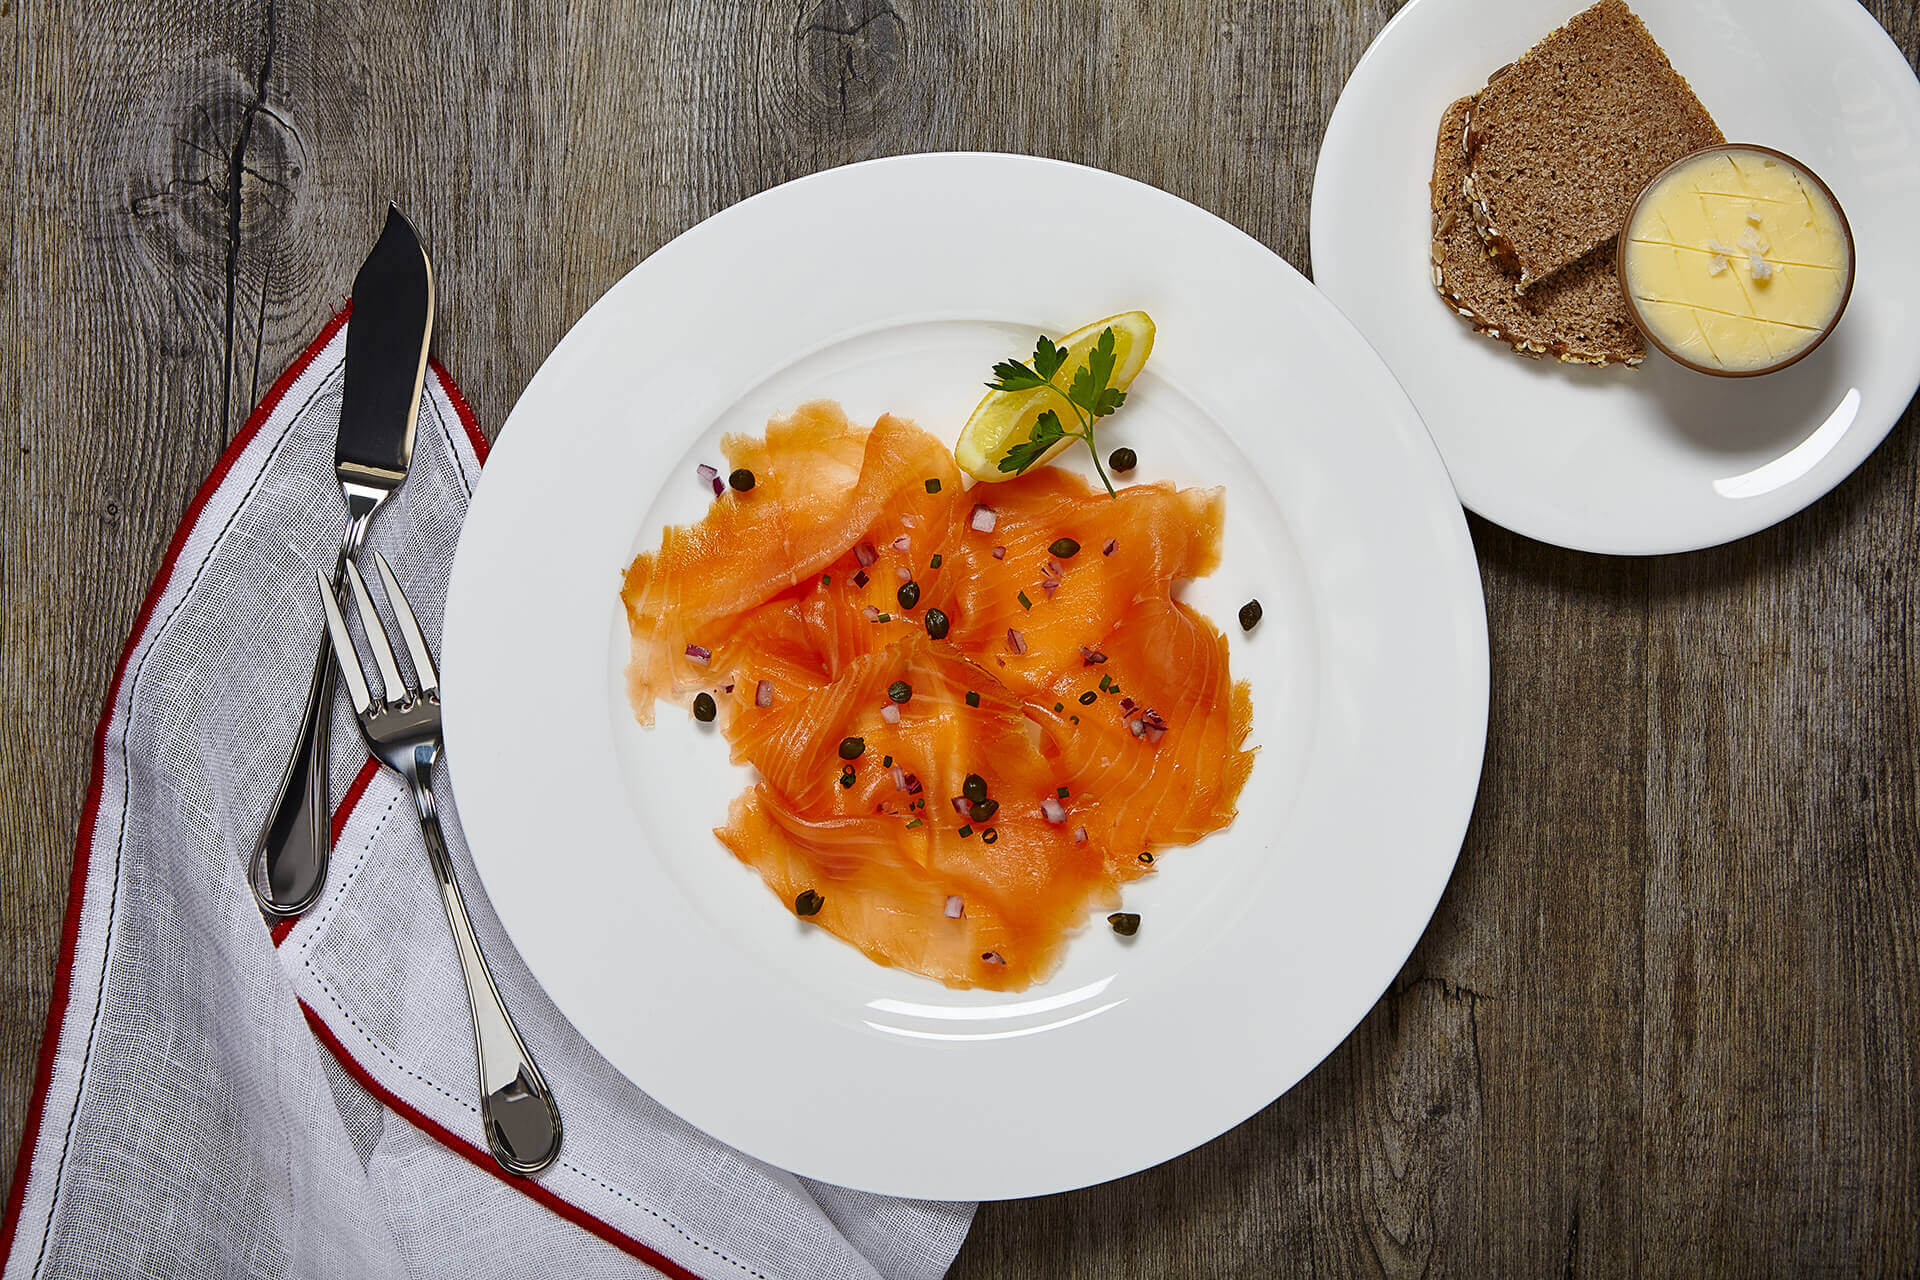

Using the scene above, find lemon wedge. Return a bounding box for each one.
[954,311,1155,484]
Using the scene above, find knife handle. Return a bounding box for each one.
[252,509,376,920]
[251,590,342,920]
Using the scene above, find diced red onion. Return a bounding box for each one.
[951,796,970,816]
[891,535,911,553]
[1080,646,1108,666]
[991,546,1005,560]
[945,895,965,919]
[881,704,902,726]
[1142,708,1168,731]
[890,764,908,789]
[721,683,735,693]
[904,773,923,795]
[1040,580,1059,598]
[1043,559,1062,580]
[982,951,1005,966]
[861,606,882,622]
[851,569,869,588]
[1103,538,1117,556]
[895,566,912,582]
[713,477,726,497]
[1143,724,1167,745]
[1119,697,1136,712]
[1129,717,1146,739]
[1006,628,1027,655]
[696,463,718,487]
[684,644,712,665]
[1072,826,1088,844]
[755,680,774,708]
[1040,796,1067,824]
[970,504,998,533]
[855,542,878,567]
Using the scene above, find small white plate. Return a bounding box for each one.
[441,154,1487,1200]
[1311,0,1920,555]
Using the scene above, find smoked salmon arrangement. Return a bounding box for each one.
[620,325,1255,991]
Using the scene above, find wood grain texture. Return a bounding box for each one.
[4,0,1918,1274]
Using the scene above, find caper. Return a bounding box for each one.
[692,692,716,723]
[896,580,920,610]
[729,468,755,492]
[838,736,865,760]
[962,773,988,804]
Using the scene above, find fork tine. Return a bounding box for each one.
[344,557,409,701]
[316,568,374,715]
[371,550,438,694]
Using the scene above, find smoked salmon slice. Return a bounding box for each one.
[623,401,1254,990]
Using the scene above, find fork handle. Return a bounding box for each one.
[409,769,563,1175]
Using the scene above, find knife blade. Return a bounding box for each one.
[252,205,434,919]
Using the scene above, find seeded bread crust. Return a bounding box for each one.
[1463,0,1722,292]
[1431,97,1645,367]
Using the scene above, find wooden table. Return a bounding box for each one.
[5,2,1917,1273]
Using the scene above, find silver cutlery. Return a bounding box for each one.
[316,550,563,1175]
[253,207,434,919]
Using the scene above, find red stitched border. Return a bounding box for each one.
[299,1003,705,1280]
[0,306,352,1265]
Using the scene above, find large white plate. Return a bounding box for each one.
[1311,0,1920,555]
[442,154,1488,1200]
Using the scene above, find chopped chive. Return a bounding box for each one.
[925,478,942,494]
[1017,591,1033,611]
[1057,786,1069,798]
[875,612,892,623]
[958,824,973,838]
[1138,851,1154,865]
[981,827,999,844]
[930,554,943,569]
[1054,702,1064,713]
[905,818,923,829]
[965,691,980,708]
[838,771,855,789]
[1098,674,1111,692]
[1070,715,1079,724]
[1078,691,1097,705]
[820,573,831,586]
[882,754,893,767]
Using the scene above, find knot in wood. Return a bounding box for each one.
[793,0,907,121]
[146,83,303,250]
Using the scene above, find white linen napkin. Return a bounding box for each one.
[1,312,975,1280]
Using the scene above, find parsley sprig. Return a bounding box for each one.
[989,328,1127,496]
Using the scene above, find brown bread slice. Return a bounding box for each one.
[1431,97,1644,366]
[1463,0,1722,290]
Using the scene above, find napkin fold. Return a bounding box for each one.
[1,312,974,1280]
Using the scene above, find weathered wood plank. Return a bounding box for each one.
[3,0,1918,1274]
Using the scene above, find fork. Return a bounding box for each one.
[317,550,563,1175]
